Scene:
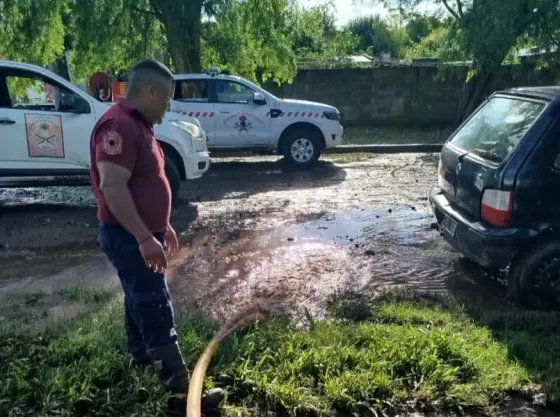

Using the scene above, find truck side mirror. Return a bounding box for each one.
[253,92,267,106]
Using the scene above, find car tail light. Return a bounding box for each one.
[481,189,513,227]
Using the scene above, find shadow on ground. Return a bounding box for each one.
[445,260,560,411]
[183,158,347,203]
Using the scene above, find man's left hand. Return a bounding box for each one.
[164,225,179,255]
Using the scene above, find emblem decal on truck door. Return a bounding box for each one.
[234,115,252,132]
[25,113,65,158]
[223,113,261,138]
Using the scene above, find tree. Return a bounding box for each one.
[346,15,408,58]
[405,13,442,43]
[2,0,301,86]
[405,26,450,59]
[202,0,297,84]
[0,0,68,66]
[69,0,166,82]
[523,0,560,64]
[69,0,216,76]
[72,0,303,84]
[381,0,560,123]
[286,3,357,63]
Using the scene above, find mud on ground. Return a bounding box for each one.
[0,153,508,320]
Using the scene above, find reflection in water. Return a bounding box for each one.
[0,205,509,320]
[168,205,474,320]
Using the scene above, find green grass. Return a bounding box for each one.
[343,126,453,145]
[57,285,114,304]
[1,288,559,417]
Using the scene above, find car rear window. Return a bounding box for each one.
[448,96,546,163]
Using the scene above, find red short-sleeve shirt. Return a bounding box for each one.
[89,98,172,234]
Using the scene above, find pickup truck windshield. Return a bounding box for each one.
[234,77,278,100]
[449,96,546,164]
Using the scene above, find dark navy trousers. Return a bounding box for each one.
[97,223,178,359]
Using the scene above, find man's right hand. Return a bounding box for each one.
[139,237,168,273]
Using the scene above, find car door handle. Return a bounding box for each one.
[220,110,231,114]
[0,118,15,125]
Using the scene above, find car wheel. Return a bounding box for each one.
[508,240,560,310]
[282,129,321,169]
[164,154,181,204]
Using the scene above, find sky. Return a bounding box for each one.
[297,0,442,27]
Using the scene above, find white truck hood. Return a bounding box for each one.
[281,98,337,112]
[97,102,203,133]
[94,101,206,147]
[163,111,200,127]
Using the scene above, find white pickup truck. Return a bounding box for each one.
[0,60,210,201]
[171,69,344,168]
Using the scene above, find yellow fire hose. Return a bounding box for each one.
[186,302,276,417]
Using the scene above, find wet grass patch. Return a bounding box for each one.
[0,286,115,334]
[327,289,560,409]
[0,287,554,417]
[57,285,114,304]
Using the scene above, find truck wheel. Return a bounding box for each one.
[508,240,560,310]
[282,129,321,169]
[164,154,181,203]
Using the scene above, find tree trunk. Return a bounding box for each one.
[455,69,495,125]
[48,51,71,81]
[154,0,203,73]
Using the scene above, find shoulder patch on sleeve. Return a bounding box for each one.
[101,130,123,155]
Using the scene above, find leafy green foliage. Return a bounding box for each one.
[69,0,166,81]
[346,15,409,58]
[202,0,296,85]
[2,288,556,417]
[1,0,303,84]
[405,13,444,43]
[0,0,68,66]
[380,0,560,119]
[405,26,451,59]
[288,3,357,62]
[203,0,359,84]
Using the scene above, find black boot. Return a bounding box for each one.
[147,343,225,413]
[167,388,225,415]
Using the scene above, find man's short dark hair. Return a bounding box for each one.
[126,59,174,96]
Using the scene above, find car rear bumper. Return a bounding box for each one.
[323,123,343,149]
[184,151,210,180]
[429,186,534,269]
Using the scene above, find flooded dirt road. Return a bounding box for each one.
[0,154,504,319]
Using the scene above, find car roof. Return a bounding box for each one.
[497,86,560,101]
[0,59,48,72]
[174,73,243,82]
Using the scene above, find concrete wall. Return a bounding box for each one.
[264,64,560,127]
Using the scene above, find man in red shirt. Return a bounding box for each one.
[90,59,223,413]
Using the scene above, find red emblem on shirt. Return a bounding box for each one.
[102,130,123,155]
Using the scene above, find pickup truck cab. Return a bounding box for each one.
[170,69,344,168]
[430,87,560,310]
[0,60,210,201]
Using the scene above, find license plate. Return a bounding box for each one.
[441,216,457,236]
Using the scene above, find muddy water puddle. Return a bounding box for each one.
[0,196,505,323]
[168,205,466,320]
[0,203,504,321]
